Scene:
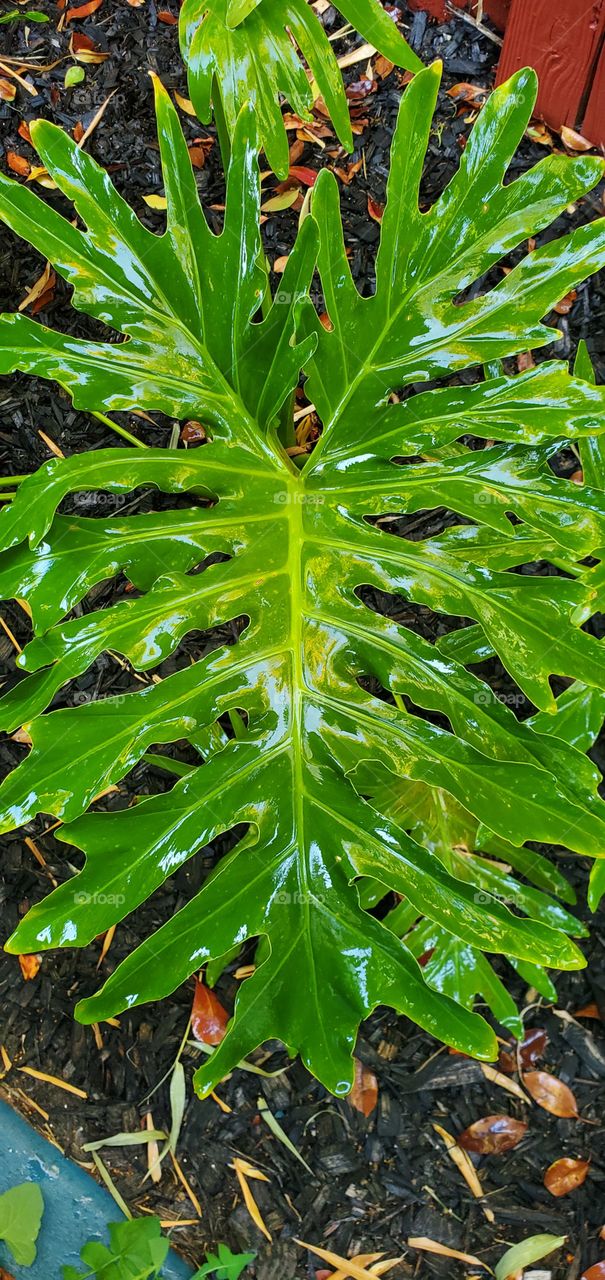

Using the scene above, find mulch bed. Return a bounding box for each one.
[1,3,605,1277]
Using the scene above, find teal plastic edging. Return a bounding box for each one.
[0,1098,193,1279]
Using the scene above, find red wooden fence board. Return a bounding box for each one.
[582,35,605,143]
[495,0,605,133]
[407,0,510,30]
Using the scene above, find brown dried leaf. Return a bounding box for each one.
[0,78,16,102]
[447,82,489,107]
[458,1114,528,1155]
[65,0,103,19]
[18,953,41,981]
[523,1071,579,1117]
[349,1058,378,1117]
[575,1003,601,1020]
[367,195,384,223]
[554,288,577,315]
[191,977,229,1045]
[544,1156,590,1197]
[560,125,594,152]
[498,1027,548,1073]
[6,151,30,177]
[583,1264,605,1279]
[374,55,394,79]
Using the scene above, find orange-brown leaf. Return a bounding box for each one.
[191,978,229,1045]
[523,1071,579,1118]
[545,1157,590,1197]
[458,1114,527,1155]
[498,1027,548,1073]
[6,151,30,177]
[66,0,103,19]
[18,954,41,981]
[349,1058,378,1116]
[582,1264,605,1279]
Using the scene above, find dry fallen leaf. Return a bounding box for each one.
[554,288,577,315]
[407,1237,488,1269]
[142,193,167,210]
[523,1070,579,1118]
[575,1003,601,1020]
[295,1240,402,1280]
[458,1114,528,1155]
[349,1058,378,1117]
[447,81,489,107]
[498,1027,548,1073]
[191,977,229,1045]
[480,1063,531,1103]
[560,125,594,151]
[174,89,196,116]
[320,1252,400,1280]
[582,1264,605,1279]
[65,0,104,20]
[231,1157,271,1242]
[6,151,30,177]
[433,1123,494,1222]
[367,195,384,223]
[0,78,16,102]
[18,954,41,981]
[544,1157,590,1197]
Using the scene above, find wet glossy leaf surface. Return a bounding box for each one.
[544,1157,590,1197]
[457,1114,528,1155]
[523,1072,580,1118]
[180,0,421,176]
[191,979,230,1046]
[1,68,605,1095]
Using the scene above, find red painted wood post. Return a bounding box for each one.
[406,0,510,30]
[496,0,605,138]
[582,38,605,144]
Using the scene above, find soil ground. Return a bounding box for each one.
[1,3,605,1278]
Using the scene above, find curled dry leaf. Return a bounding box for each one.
[191,977,229,1045]
[544,1157,590,1197]
[560,125,594,152]
[458,1114,528,1155]
[523,1071,579,1118]
[349,1058,378,1117]
[0,78,16,102]
[18,953,41,980]
[367,196,384,223]
[447,82,489,108]
[498,1027,548,1073]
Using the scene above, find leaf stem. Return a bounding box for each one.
[91,410,148,449]
[0,474,25,485]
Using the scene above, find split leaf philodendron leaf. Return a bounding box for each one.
[179,0,421,176]
[361,677,605,1039]
[2,66,605,1095]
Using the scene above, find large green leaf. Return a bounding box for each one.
[179,0,421,177]
[1,67,605,1095]
[362,679,605,1037]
